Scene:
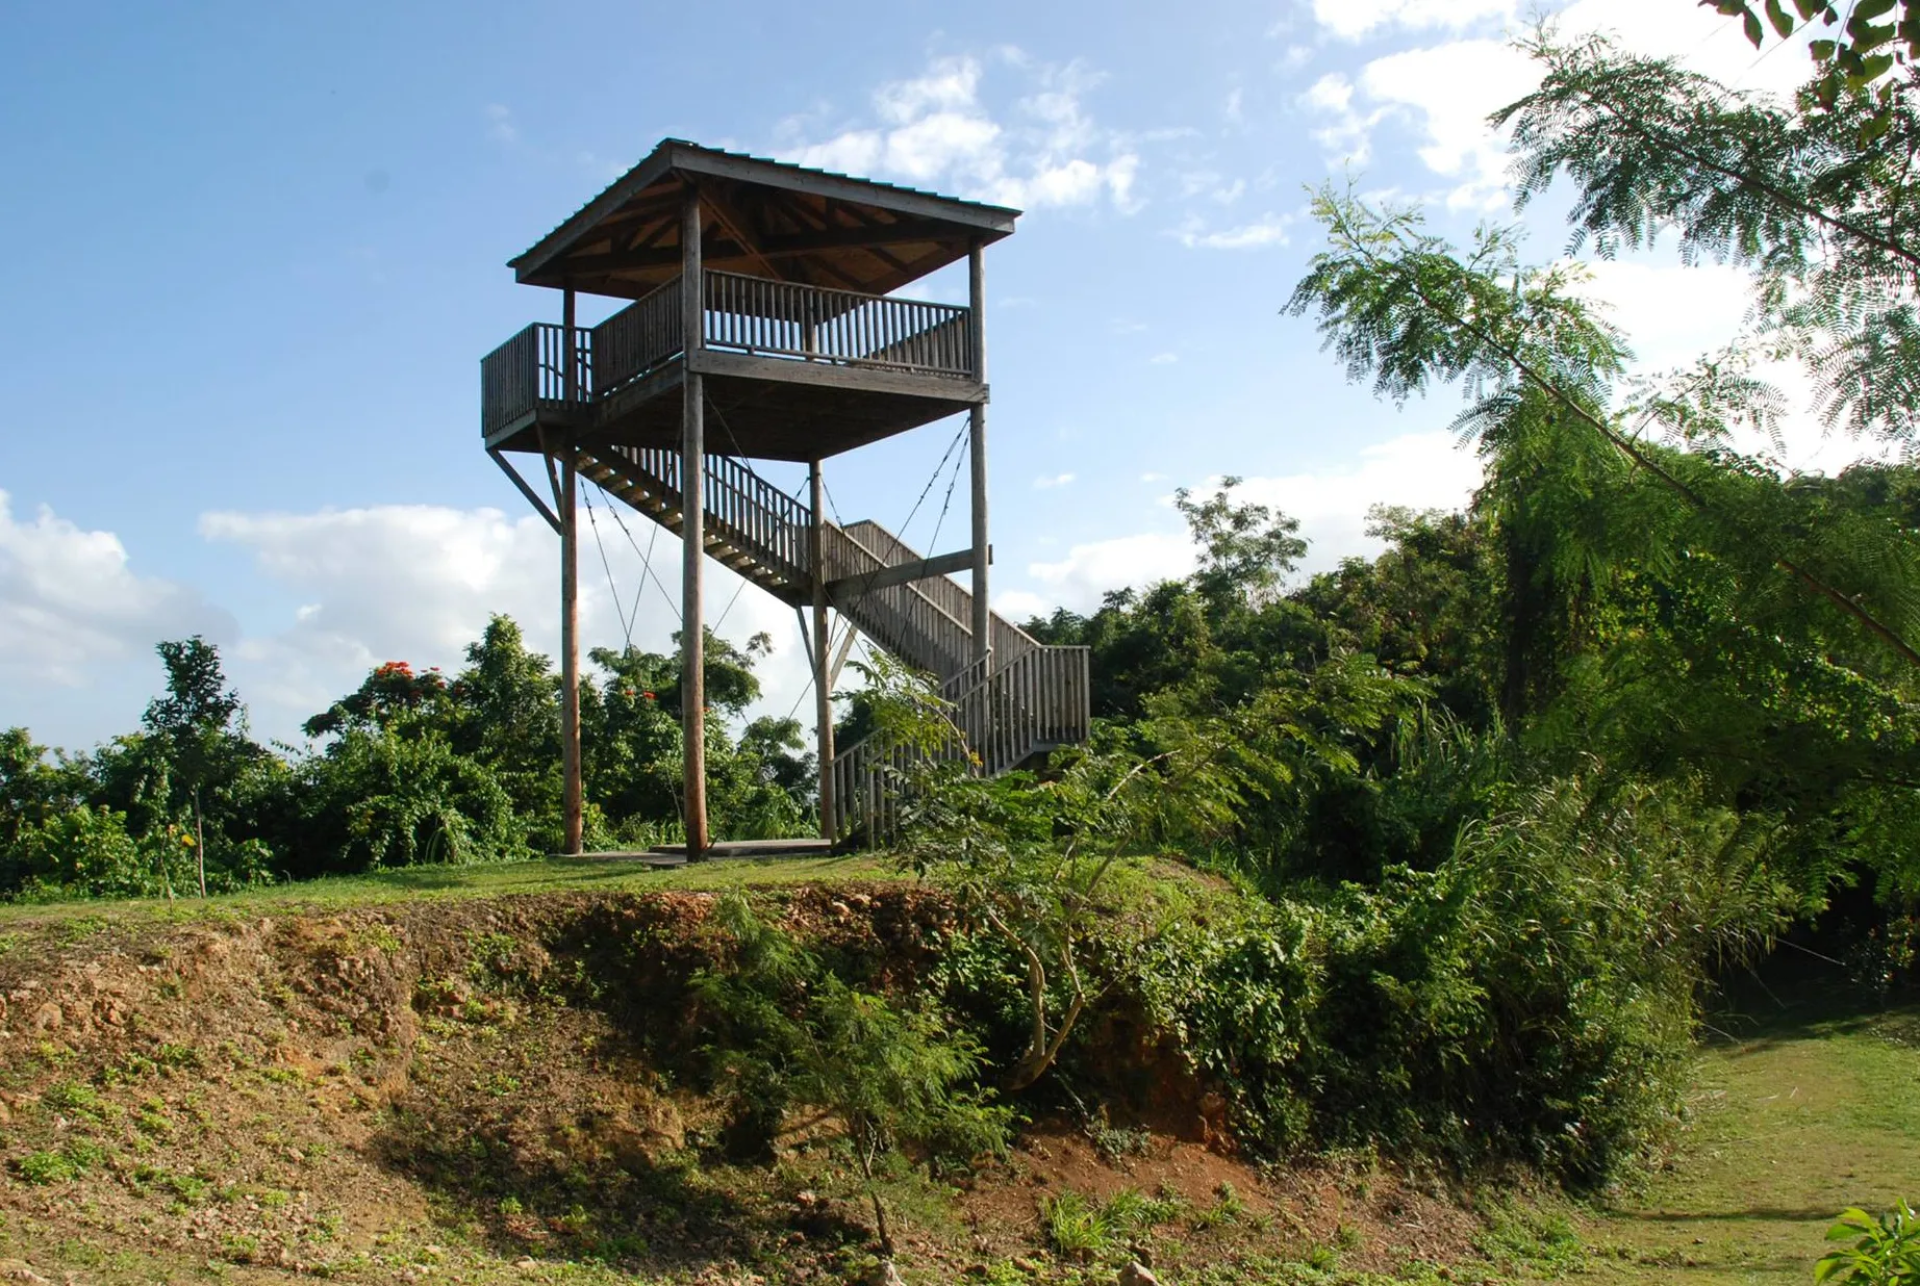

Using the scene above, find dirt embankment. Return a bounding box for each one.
[0,884,1484,1285]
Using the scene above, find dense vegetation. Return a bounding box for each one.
[6,17,1920,1220]
[0,619,814,899]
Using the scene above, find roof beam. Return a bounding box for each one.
[692,179,784,280]
[511,141,1016,282]
[552,220,956,277]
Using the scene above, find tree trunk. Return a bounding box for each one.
[868,1187,893,1258]
[854,1128,894,1256]
[194,786,206,899]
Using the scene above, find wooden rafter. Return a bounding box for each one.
[691,179,785,280]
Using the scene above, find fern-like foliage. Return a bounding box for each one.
[1497,31,1920,443]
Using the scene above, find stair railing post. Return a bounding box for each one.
[967,241,991,672]
[560,286,584,856]
[809,459,835,841]
[680,185,710,856]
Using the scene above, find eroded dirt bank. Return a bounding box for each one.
[0,884,1489,1285]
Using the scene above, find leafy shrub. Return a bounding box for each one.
[291,727,525,874]
[15,1137,108,1185]
[695,893,1011,1253]
[1818,1203,1920,1286]
[15,1151,78,1185]
[1041,1190,1110,1261]
[1136,773,1786,1185]
[42,1080,100,1114]
[7,806,175,900]
[1040,1187,1181,1262]
[1849,912,1920,995]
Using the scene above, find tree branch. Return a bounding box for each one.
[1330,213,1920,670]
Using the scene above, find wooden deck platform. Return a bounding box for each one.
[573,837,837,868]
[482,269,984,461]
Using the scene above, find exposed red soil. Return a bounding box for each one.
[0,885,1495,1285]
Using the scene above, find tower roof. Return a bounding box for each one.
[510,139,1020,300]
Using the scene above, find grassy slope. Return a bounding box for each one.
[4,863,1917,1285]
[0,854,893,932]
[1566,989,1920,1286]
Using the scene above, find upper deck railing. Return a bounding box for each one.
[483,271,977,437]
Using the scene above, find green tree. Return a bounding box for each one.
[1293,507,1505,726]
[302,660,453,739]
[142,636,254,897]
[1701,0,1919,109]
[445,615,562,843]
[292,726,522,874]
[0,729,85,873]
[696,893,1010,1256]
[1285,186,1920,906]
[1175,476,1307,609]
[1500,30,1920,444]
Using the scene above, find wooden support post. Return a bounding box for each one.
[809,459,835,841]
[680,188,710,856]
[968,241,991,668]
[560,287,583,856]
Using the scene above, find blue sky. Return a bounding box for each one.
[0,1,1831,750]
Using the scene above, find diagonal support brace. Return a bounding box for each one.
[489,447,563,535]
[824,546,987,601]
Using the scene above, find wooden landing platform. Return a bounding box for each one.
[572,837,836,868]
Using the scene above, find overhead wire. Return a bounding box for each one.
[584,468,681,623]
[579,482,637,649]
[924,432,971,555]
[698,391,976,749]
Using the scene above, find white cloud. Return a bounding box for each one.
[1176,214,1292,249]
[1358,39,1538,210]
[484,103,517,145]
[1149,352,1179,365]
[1231,432,1485,574]
[1314,0,1517,41]
[1024,531,1199,612]
[1302,72,1354,114]
[778,52,1140,213]
[1300,0,1815,209]
[1276,44,1316,72]
[1298,72,1386,168]
[1033,472,1076,489]
[200,501,812,744]
[0,492,223,687]
[1003,432,1486,614]
[1573,257,1892,473]
[993,588,1053,619]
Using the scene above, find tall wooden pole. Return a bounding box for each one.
[809,459,835,840]
[680,187,710,856]
[560,287,583,856]
[967,242,990,668]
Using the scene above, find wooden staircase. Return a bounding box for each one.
[573,442,1090,839]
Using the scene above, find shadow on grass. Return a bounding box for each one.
[365,1101,775,1273]
[1622,1207,1842,1224]
[1701,953,1920,1052]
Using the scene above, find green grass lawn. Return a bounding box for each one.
[1565,985,1920,1286]
[0,851,895,931]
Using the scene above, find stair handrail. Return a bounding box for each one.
[827,640,1092,839]
[838,519,1042,667]
[591,445,812,585]
[822,522,975,679]
[828,655,992,841]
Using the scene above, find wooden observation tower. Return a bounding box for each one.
[479,139,1090,855]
